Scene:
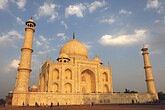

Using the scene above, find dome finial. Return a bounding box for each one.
[31,17,32,19]
[73,32,75,39]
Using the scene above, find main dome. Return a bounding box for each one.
[60,39,88,59]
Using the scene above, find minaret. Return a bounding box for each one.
[141,46,156,94]
[14,18,36,92]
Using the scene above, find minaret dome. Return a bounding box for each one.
[25,18,36,27]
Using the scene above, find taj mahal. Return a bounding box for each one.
[12,18,158,106]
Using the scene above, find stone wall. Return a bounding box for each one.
[12,92,158,106]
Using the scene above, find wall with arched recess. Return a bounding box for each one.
[53,69,59,80]
[102,84,109,93]
[41,74,45,92]
[102,72,108,82]
[52,83,58,92]
[81,69,96,93]
[64,83,72,93]
[45,71,49,92]
[65,69,72,80]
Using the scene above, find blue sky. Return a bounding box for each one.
[0,0,165,99]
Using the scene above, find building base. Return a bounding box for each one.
[12,92,158,106]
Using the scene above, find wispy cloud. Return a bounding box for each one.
[16,17,24,24]
[4,59,19,73]
[0,0,8,10]
[146,0,160,9]
[88,0,107,13]
[119,9,132,15]
[36,40,43,47]
[16,0,27,10]
[61,21,68,29]
[56,33,68,41]
[34,2,59,22]
[154,20,160,23]
[0,30,24,47]
[38,49,56,55]
[145,0,165,14]
[82,42,92,50]
[100,17,115,24]
[65,0,107,18]
[102,7,109,11]
[99,28,148,46]
[39,35,49,44]
[154,16,165,24]
[65,3,86,18]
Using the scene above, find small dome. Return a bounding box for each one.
[31,84,37,89]
[8,91,13,94]
[26,18,36,27]
[28,19,35,23]
[60,39,88,59]
[141,46,148,51]
[58,53,69,59]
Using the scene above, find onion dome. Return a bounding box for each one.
[60,35,88,59]
[31,84,37,89]
[8,91,13,94]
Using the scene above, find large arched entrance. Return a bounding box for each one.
[81,69,96,93]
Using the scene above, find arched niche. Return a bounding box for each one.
[102,84,109,93]
[65,69,72,80]
[53,69,59,80]
[64,83,72,93]
[102,72,108,81]
[81,69,96,93]
[52,83,58,92]
[41,74,45,92]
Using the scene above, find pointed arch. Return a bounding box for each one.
[102,84,109,93]
[64,83,72,93]
[102,72,108,81]
[65,69,72,80]
[52,83,58,92]
[53,69,59,80]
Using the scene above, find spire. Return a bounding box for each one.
[49,57,51,62]
[73,32,75,39]
[31,17,32,19]
[47,55,49,61]
[141,44,148,52]
[108,62,110,67]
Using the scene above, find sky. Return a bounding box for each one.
[0,0,165,99]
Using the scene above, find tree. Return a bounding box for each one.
[124,89,138,93]
[158,92,165,101]
[0,99,5,105]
